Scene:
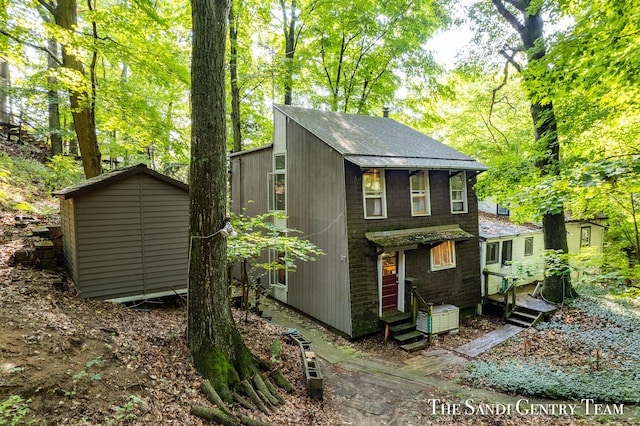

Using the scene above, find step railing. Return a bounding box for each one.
[410,284,434,345]
[483,270,517,318]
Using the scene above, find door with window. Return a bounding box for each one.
[381,252,399,312]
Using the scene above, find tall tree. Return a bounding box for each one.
[229,0,242,152]
[40,0,102,177]
[189,0,282,407]
[490,0,571,301]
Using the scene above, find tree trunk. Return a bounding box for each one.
[47,38,63,156]
[0,59,9,124]
[229,1,242,152]
[56,0,102,178]
[492,0,573,302]
[189,0,264,402]
[280,0,297,105]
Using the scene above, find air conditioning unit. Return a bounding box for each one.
[416,304,459,335]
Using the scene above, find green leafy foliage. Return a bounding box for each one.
[0,395,32,426]
[227,211,324,273]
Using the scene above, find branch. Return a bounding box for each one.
[36,0,56,16]
[0,28,62,66]
[491,0,525,35]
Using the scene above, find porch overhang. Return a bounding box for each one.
[365,225,475,251]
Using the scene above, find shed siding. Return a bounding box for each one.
[71,174,188,300]
[344,164,482,337]
[285,114,352,336]
[60,198,78,282]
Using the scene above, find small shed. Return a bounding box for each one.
[54,164,189,302]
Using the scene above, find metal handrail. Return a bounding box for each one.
[410,285,434,344]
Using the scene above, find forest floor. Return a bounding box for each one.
[1,210,638,425]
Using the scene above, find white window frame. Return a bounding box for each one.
[524,236,534,256]
[431,240,456,271]
[450,172,468,214]
[362,169,387,219]
[268,248,288,288]
[410,170,431,216]
[268,153,286,212]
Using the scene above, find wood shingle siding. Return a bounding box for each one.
[55,164,189,302]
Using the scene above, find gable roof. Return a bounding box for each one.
[274,104,488,172]
[53,163,189,200]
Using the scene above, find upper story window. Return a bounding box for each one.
[410,171,431,216]
[524,236,534,256]
[268,153,286,212]
[580,226,591,247]
[450,172,468,214]
[431,240,456,271]
[363,169,387,219]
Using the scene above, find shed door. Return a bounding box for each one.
[381,251,398,312]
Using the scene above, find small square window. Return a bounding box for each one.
[431,241,456,270]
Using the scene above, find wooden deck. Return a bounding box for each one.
[484,283,557,315]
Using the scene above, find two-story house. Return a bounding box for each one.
[231,105,487,338]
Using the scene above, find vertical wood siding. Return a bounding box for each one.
[60,198,78,282]
[285,116,352,337]
[230,147,271,217]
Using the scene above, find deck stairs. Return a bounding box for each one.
[506,305,544,328]
[380,311,430,352]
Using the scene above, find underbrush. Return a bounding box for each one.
[463,281,640,404]
[0,153,82,214]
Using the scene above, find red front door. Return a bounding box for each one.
[381,252,398,312]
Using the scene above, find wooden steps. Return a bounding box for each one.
[380,310,429,352]
[506,306,543,328]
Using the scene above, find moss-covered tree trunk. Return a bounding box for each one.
[493,0,573,302]
[189,0,270,404]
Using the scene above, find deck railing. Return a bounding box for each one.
[483,269,517,318]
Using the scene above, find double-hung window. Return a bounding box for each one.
[410,171,430,216]
[268,154,286,212]
[363,169,386,219]
[431,241,456,270]
[450,172,468,213]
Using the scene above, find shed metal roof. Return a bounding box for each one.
[53,163,188,199]
[274,104,488,172]
[366,225,474,250]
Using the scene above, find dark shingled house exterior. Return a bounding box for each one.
[231,105,487,338]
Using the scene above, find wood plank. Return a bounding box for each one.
[455,324,523,358]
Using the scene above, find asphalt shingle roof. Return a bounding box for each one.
[274,104,488,171]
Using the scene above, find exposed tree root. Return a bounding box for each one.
[191,405,240,425]
[201,379,231,415]
[241,378,270,414]
[270,368,293,393]
[233,391,257,411]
